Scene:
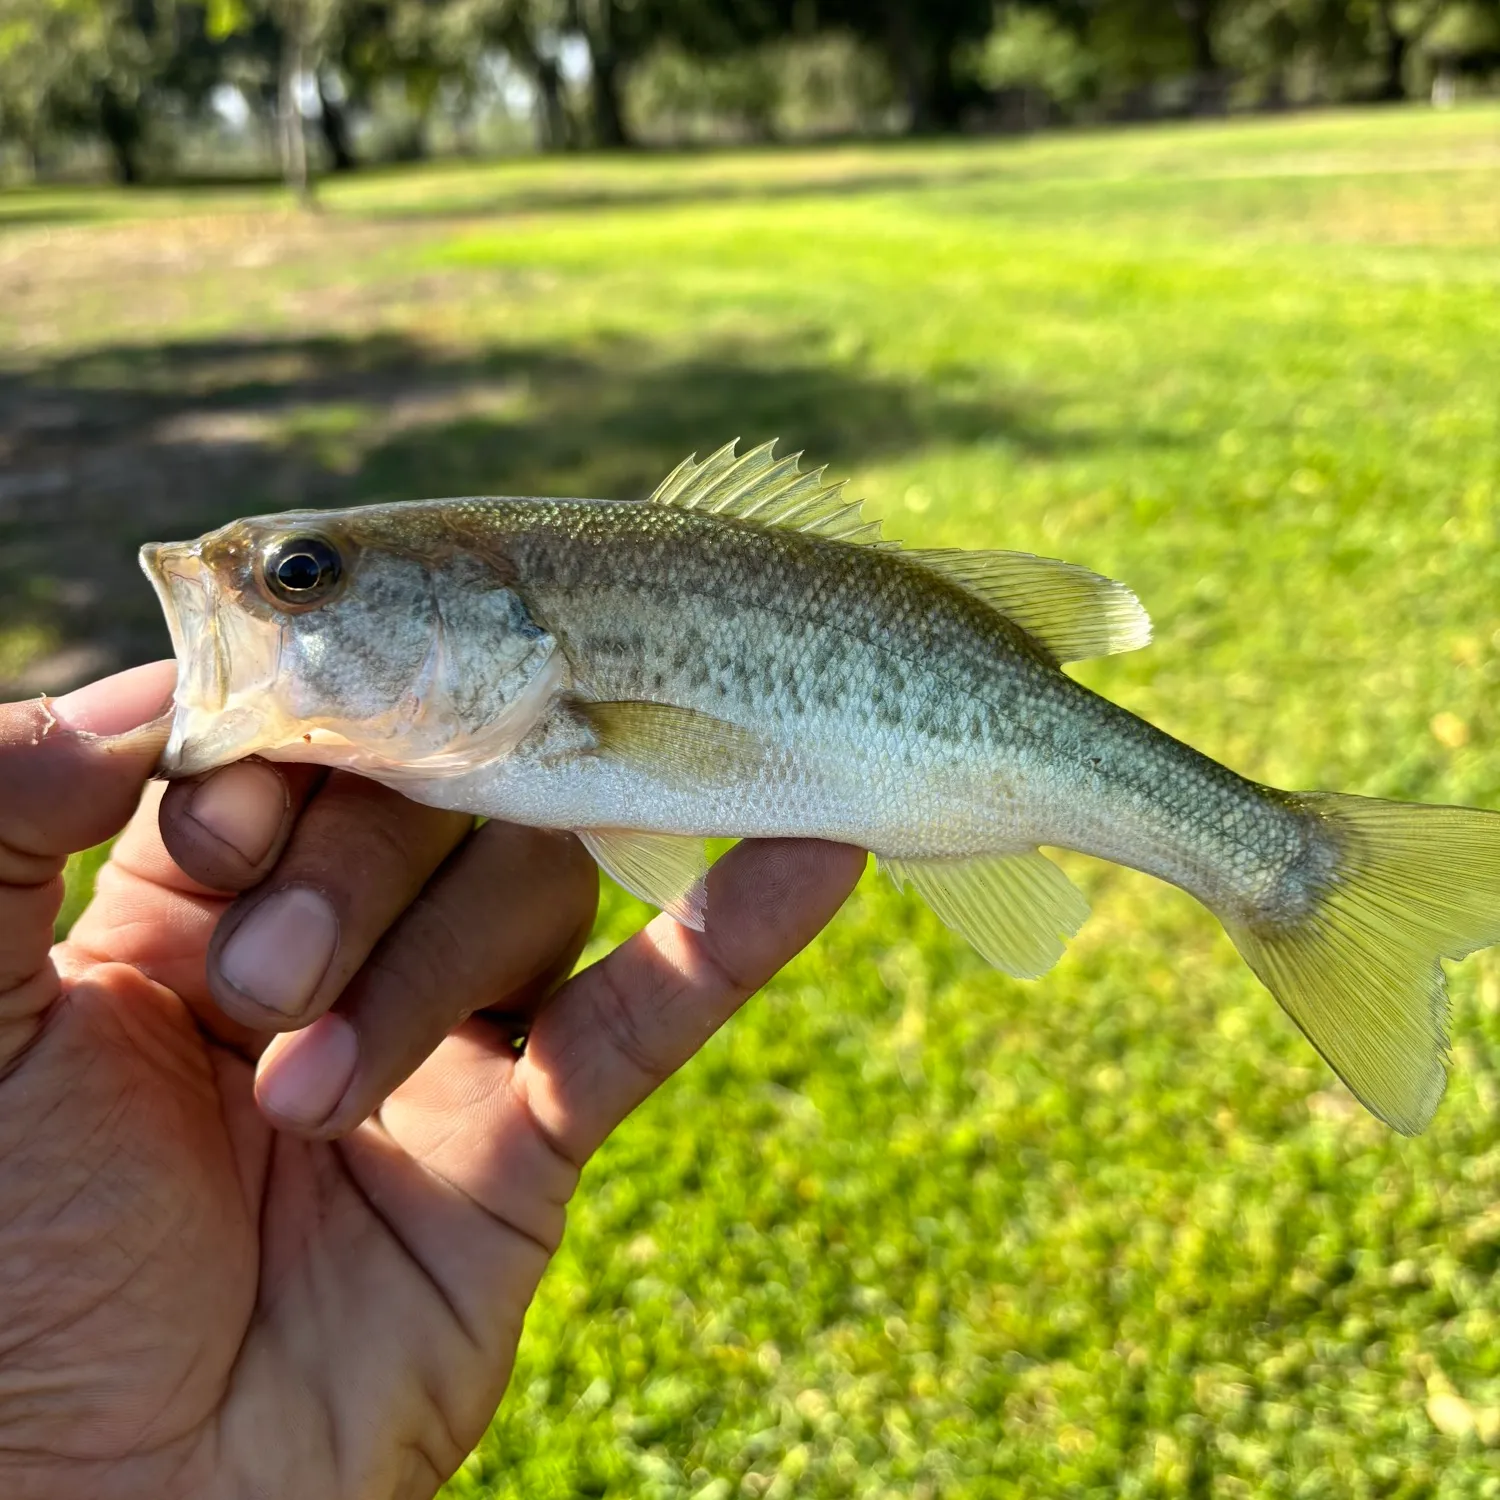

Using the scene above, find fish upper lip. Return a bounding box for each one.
[138,541,224,775]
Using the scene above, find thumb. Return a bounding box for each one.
[0,662,175,1001]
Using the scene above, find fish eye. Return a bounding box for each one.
[261,533,344,609]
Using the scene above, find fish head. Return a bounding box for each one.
[140,505,562,780]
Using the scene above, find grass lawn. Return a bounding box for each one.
[7,104,1500,1494]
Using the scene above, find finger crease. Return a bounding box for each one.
[513,1065,588,1178]
[336,1130,489,1355]
[685,930,759,1006]
[369,1105,563,1260]
[587,959,681,1089]
[0,834,62,888]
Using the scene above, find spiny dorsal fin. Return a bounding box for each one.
[881,849,1089,978]
[650,439,889,547]
[907,548,1152,663]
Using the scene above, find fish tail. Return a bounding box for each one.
[1223,792,1500,1135]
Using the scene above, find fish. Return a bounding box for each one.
[139,438,1500,1135]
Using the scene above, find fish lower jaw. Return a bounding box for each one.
[156,701,287,778]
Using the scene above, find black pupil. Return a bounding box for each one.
[266,536,341,602]
[276,551,325,591]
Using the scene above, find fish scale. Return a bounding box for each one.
[140,438,1500,1136]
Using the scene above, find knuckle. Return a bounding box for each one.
[355,806,423,874]
[0,829,63,889]
[693,927,759,1003]
[487,823,599,899]
[587,962,675,1087]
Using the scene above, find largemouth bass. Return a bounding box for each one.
[140,440,1500,1135]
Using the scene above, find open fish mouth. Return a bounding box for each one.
[138,540,281,778]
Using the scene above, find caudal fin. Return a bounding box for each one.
[1224,792,1500,1135]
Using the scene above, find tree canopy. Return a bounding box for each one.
[1,0,1496,185]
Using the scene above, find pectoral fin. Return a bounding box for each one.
[577,828,711,929]
[573,698,770,789]
[882,850,1089,978]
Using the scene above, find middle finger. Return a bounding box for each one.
[203,771,472,1030]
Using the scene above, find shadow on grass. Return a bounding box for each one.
[0,199,122,234]
[346,161,1006,226]
[1,158,1006,235]
[0,327,1126,694]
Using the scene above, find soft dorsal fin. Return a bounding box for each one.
[907,549,1151,663]
[650,438,888,547]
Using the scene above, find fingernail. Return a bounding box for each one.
[49,662,177,737]
[219,887,338,1017]
[187,761,285,865]
[257,1015,358,1128]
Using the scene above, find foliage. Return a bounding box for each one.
[627,32,895,144]
[0,0,220,179]
[808,0,994,130]
[1,0,1498,176]
[969,5,1098,105]
[20,102,1500,1493]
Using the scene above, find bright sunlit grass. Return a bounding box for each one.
[24,103,1500,1495]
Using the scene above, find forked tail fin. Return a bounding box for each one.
[1224,792,1500,1135]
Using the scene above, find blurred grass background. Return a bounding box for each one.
[11,103,1500,1495]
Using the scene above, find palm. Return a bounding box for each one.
[0,667,863,1500]
[0,960,259,1471]
[33,822,562,1498]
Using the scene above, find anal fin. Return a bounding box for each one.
[882,850,1089,978]
[577,828,710,930]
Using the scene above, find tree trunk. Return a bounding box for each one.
[99,89,143,185]
[1175,0,1219,74]
[278,6,313,205]
[885,5,963,134]
[1374,0,1409,100]
[578,0,631,147]
[1174,0,1225,113]
[535,56,569,151]
[315,70,356,172]
[589,51,629,146]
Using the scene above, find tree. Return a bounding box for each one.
[459,0,575,151]
[1371,0,1445,98]
[0,0,106,174]
[971,5,1098,118]
[0,0,220,182]
[1176,0,1221,75]
[206,0,319,196]
[562,0,794,148]
[570,0,628,144]
[802,0,991,131]
[314,65,355,167]
[207,0,461,193]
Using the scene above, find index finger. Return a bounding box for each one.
[513,838,867,1166]
[0,662,173,1036]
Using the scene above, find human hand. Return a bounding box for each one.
[0,663,864,1500]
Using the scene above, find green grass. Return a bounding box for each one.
[14,103,1500,1494]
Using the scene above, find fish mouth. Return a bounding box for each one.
[139,540,279,778]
